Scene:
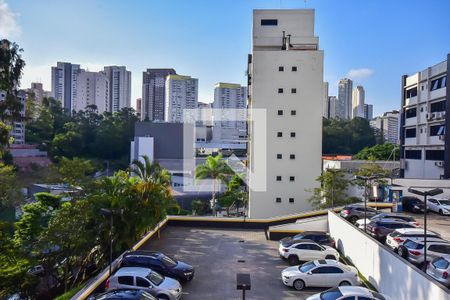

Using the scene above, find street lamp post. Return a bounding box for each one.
[355,175,379,233]
[100,208,123,275]
[407,187,443,270]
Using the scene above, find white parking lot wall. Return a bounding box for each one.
[328,211,449,300]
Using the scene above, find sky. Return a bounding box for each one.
[1,0,450,117]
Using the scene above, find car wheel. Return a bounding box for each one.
[158,295,170,300]
[439,209,444,216]
[398,247,408,259]
[325,255,336,260]
[339,280,351,286]
[349,216,359,224]
[288,255,299,265]
[293,279,305,290]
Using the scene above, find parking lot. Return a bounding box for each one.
[402,211,450,240]
[139,227,327,300]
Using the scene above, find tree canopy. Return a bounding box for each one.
[354,143,400,161]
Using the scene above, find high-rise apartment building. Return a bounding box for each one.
[74,71,110,113]
[51,62,82,112]
[323,82,329,118]
[165,74,198,123]
[142,68,176,121]
[0,90,26,144]
[212,83,247,142]
[328,96,345,119]
[248,9,323,218]
[370,110,399,144]
[136,98,142,117]
[352,85,365,118]
[104,66,131,112]
[364,104,373,120]
[400,55,449,179]
[338,78,353,119]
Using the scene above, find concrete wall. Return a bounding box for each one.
[328,212,449,300]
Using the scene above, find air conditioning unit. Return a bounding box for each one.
[435,161,445,167]
[439,135,446,140]
[426,113,432,120]
[436,112,444,119]
[431,113,437,119]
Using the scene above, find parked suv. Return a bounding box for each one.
[280,231,335,248]
[366,219,416,242]
[427,255,450,287]
[105,267,182,300]
[88,289,157,300]
[398,239,450,267]
[385,228,441,252]
[401,196,426,213]
[428,198,450,215]
[356,213,419,229]
[278,239,340,265]
[120,251,194,282]
[340,204,379,224]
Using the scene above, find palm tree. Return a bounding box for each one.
[130,155,171,187]
[195,154,233,216]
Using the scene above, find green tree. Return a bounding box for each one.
[218,174,248,215]
[353,162,390,201]
[0,162,21,208]
[56,156,96,187]
[354,143,400,161]
[195,154,233,216]
[51,131,83,158]
[308,169,351,209]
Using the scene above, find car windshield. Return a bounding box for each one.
[160,255,177,268]
[146,271,164,286]
[293,234,306,240]
[299,261,316,273]
[319,288,343,300]
[438,200,450,205]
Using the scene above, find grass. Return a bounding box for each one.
[339,253,378,291]
[53,285,83,300]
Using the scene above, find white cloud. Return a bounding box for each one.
[0,0,20,38]
[346,68,374,80]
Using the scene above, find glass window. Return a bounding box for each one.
[429,125,445,136]
[291,110,296,115]
[432,257,450,269]
[295,244,308,250]
[425,150,444,161]
[299,261,316,273]
[430,76,447,91]
[146,271,164,286]
[309,244,322,251]
[430,100,446,113]
[278,88,284,94]
[160,255,177,268]
[275,197,281,203]
[325,267,344,274]
[277,154,282,159]
[311,267,325,274]
[429,244,450,254]
[405,128,416,138]
[261,19,278,26]
[276,176,282,181]
[405,150,421,159]
[278,66,284,72]
[136,277,151,287]
[278,110,283,115]
[277,132,282,137]
[406,87,417,98]
[290,132,296,137]
[291,88,297,94]
[319,288,343,300]
[290,176,295,181]
[404,240,424,250]
[290,154,295,159]
[439,200,450,205]
[118,276,134,286]
[405,107,417,118]
[292,66,298,72]
[289,198,294,203]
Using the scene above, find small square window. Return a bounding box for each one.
[291,88,297,94]
[277,132,283,137]
[290,154,295,159]
[277,110,283,115]
[278,88,284,94]
[277,154,282,159]
[290,176,295,182]
[290,132,296,137]
[291,110,296,115]
[292,66,297,72]
[278,66,284,72]
[275,197,281,203]
[276,176,282,181]
[289,198,294,203]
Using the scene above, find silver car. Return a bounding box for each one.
[427,255,450,287]
[105,267,182,300]
[306,286,392,300]
[281,259,359,290]
[398,239,450,266]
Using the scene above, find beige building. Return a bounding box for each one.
[165,74,198,123]
[247,9,324,218]
[352,85,365,118]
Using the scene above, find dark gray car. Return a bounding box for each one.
[366,219,416,242]
[340,204,379,224]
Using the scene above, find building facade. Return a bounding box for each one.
[328,95,345,119]
[400,54,449,179]
[323,82,329,118]
[338,78,353,119]
[165,74,198,123]
[212,83,247,142]
[0,90,26,144]
[370,110,399,144]
[364,104,373,120]
[51,62,82,112]
[74,71,110,113]
[248,9,323,218]
[136,98,142,117]
[28,82,47,104]
[352,85,365,118]
[142,68,176,121]
[104,66,131,112]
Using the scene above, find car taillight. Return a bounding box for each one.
[342,210,349,216]
[413,222,419,226]
[105,278,110,289]
[331,239,336,247]
[443,272,448,279]
[283,248,289,253]
[393,237,404,243]
[409,250,421,256]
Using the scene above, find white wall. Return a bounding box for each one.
[328,212,449,300]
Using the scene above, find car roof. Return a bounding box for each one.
[93,289,154,300]
[314,259,341,266]
[291,239,316,244]
[114,267,152,277]
[295,231,328,236]
[374,218,410,224]
[393,228,439,235]
[405,238,450,245]
[439,254,450,261]
[124,250,162,258]
[339,286,372,296]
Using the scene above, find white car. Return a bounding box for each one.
[281,259,359,290]
[105,267,182,300]
[428,198,450,215]
[385,228,441,251]
[278,240,340,265]
[356,213,419,229]
[427,255,450,287]
[306,286,392,300]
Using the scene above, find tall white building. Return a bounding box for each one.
[104,66,131,112]
[370,110,399,144]
[352,85,365,118]
[400,54,449,179]
[212,83,247,142]
[51,62,82,112]
[328,96,345,119]
[165,74,198,123]
[74,71,110,113]
[248,9,323,218]
[338,78,353,119]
